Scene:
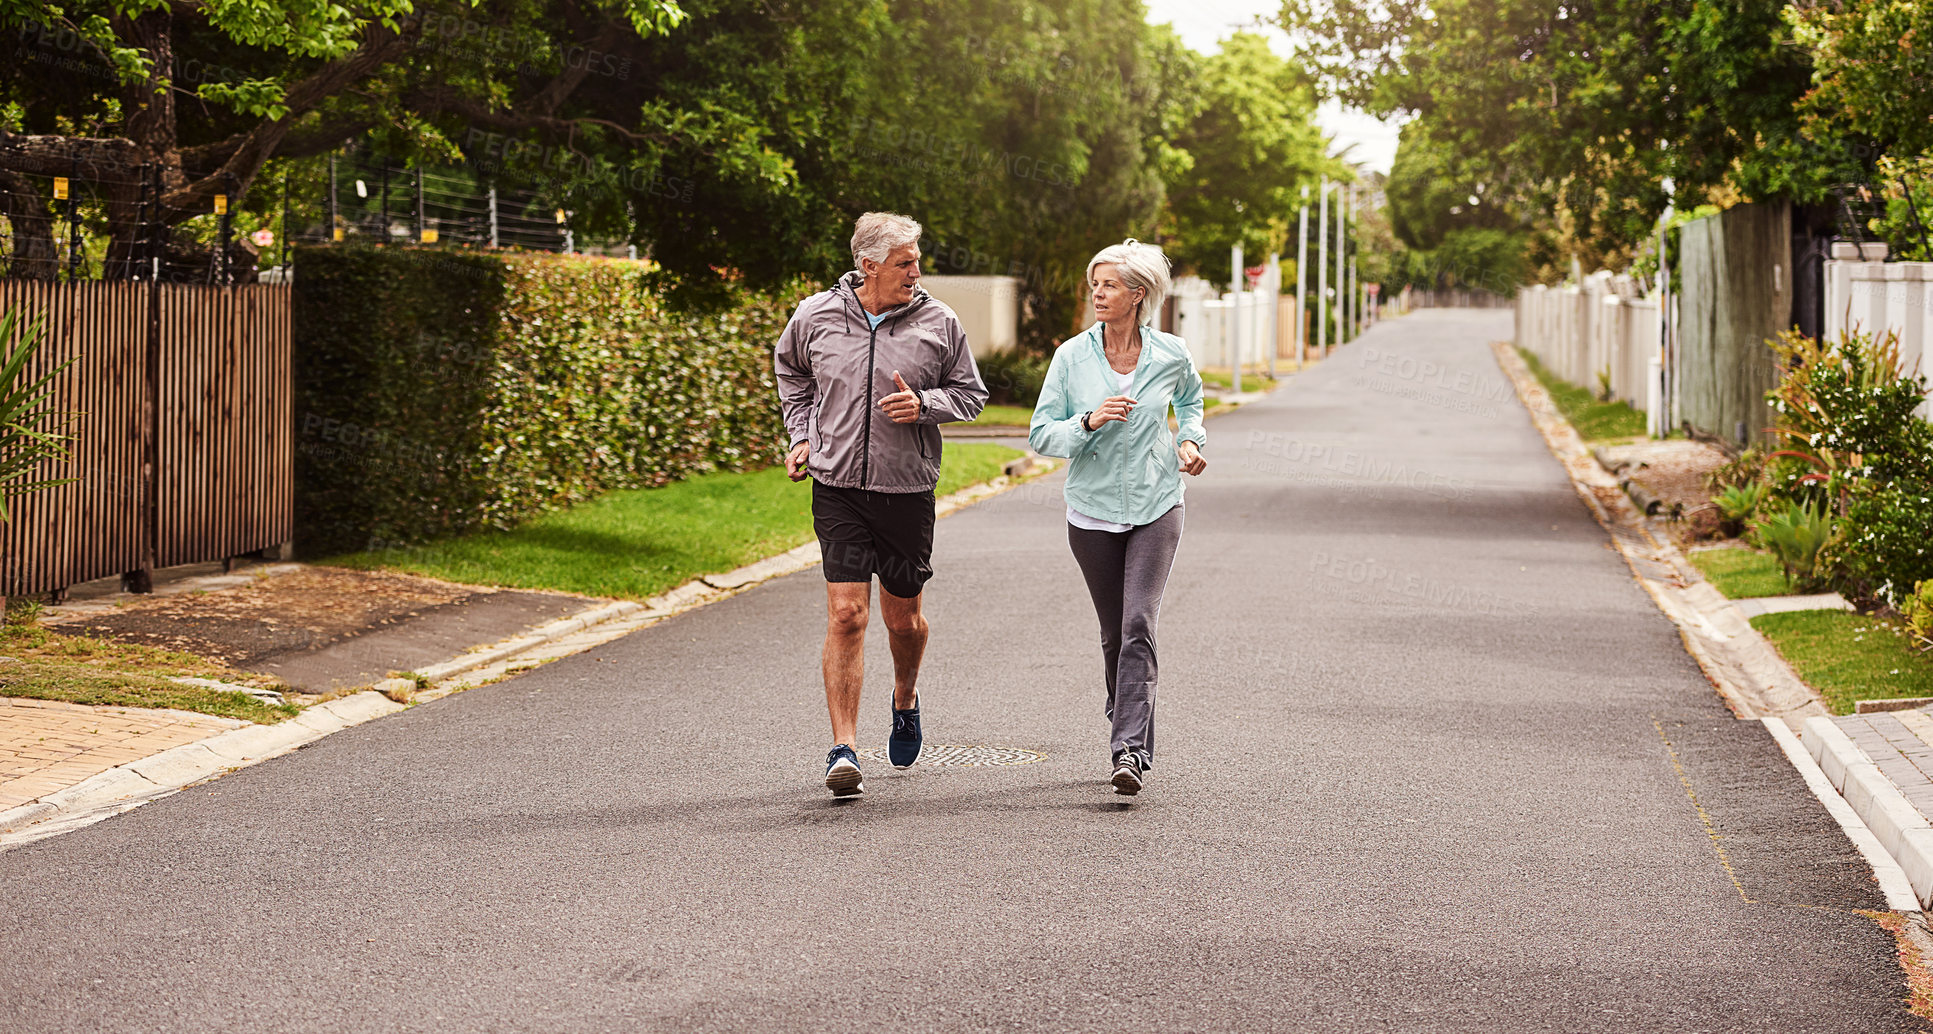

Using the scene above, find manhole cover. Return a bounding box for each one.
[856,745,1044,767]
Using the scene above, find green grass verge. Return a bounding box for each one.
[1752,610,1933,714]
[327,443,1025,600]
[1516,347,1647,441]
[0,621,298,723]
[1688,547,1791,599]
[968,403,1036,427]
[1198,369,1279,392]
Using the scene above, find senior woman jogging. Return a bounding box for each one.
[1029,239,1207,797]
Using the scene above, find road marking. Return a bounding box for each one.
[1654,718,1754,903]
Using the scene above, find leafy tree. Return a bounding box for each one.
[1789,0,1933,160]
[0,0,685,277]
[1383,119,1521,252]
[1159,31,1328,283]
[1278,0,1852,258]
[866,1,1197,347]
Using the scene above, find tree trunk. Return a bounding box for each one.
[0,170,60,280]
[102,8,176,280]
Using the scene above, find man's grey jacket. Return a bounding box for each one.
[775,271,988,493]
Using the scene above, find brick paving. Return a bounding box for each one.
[1835,708,1933,820]
[0,697,245,811]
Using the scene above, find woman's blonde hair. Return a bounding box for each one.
[1085,238,1173,327]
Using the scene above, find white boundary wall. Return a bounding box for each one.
[919,275,1019,359]
[1172,272,1281,369]
[1514,272,1660,420]
[1824,245,1933,416]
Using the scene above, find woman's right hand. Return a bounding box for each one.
[1088,394,1138,428]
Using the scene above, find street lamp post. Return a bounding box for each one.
[1335,184,1348,348]
[1231,243,1244,395]
[1317,176,1328,360]
[1346,188,1356,338]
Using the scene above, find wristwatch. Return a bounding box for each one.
[1080,411,1093,432]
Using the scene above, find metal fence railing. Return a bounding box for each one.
[0,155,594,286]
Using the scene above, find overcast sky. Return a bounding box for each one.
[1140,0,1403,175]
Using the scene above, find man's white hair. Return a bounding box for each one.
[851,212,923,270]
[1086,238,1173,327]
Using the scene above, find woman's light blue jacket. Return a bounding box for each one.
[1028,323,1208,526]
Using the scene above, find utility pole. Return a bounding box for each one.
[1231,243,1244,395]
[1317,176,1328,360]
[1352,187,1363,333]
[1296,185,1309,366]
[1335,184,1349,347]
[1346,188,1356,338]
[1349,252,1359,343]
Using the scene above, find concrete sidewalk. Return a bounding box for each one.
[0,698,245,811]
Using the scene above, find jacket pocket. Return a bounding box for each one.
[921,426,941,483]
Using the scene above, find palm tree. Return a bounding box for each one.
[0,305,75,522]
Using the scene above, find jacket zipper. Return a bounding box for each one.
[860,319,879,487]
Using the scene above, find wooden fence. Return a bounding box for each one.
[1676,202,1789,447]
[0,279,291,598]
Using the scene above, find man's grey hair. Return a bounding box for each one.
[851,212,923,270]
[1086,238,1173,326]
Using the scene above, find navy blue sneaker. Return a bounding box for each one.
[825,745,864,797]
[1110,749,1143,796]
[889,695,922,769]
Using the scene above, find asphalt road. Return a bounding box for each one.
[2,310,1918,1033]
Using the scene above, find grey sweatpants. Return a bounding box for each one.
[1066,504,1183,768]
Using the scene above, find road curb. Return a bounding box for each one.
[1801,716,1933,908]
[1764,717,1922,911]
[408,600,648,686]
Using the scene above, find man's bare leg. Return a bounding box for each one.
[879,589,928,710]
[823,581,871,747]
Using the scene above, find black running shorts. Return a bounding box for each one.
[812,481,936,599]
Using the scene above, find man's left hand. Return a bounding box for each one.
[1178,440,1207,476]
[879,371,922,424]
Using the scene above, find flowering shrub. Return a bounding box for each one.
[1764,327,1933,604]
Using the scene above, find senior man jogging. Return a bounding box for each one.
[774,212,988,797]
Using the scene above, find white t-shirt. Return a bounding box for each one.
[1066,366,1138,533]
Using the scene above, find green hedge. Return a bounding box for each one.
[293,246,800,556]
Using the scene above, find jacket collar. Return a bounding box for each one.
[836,269,929,325]
[1081,322,1173,363]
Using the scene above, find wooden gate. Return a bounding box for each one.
[0,280,292,598]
